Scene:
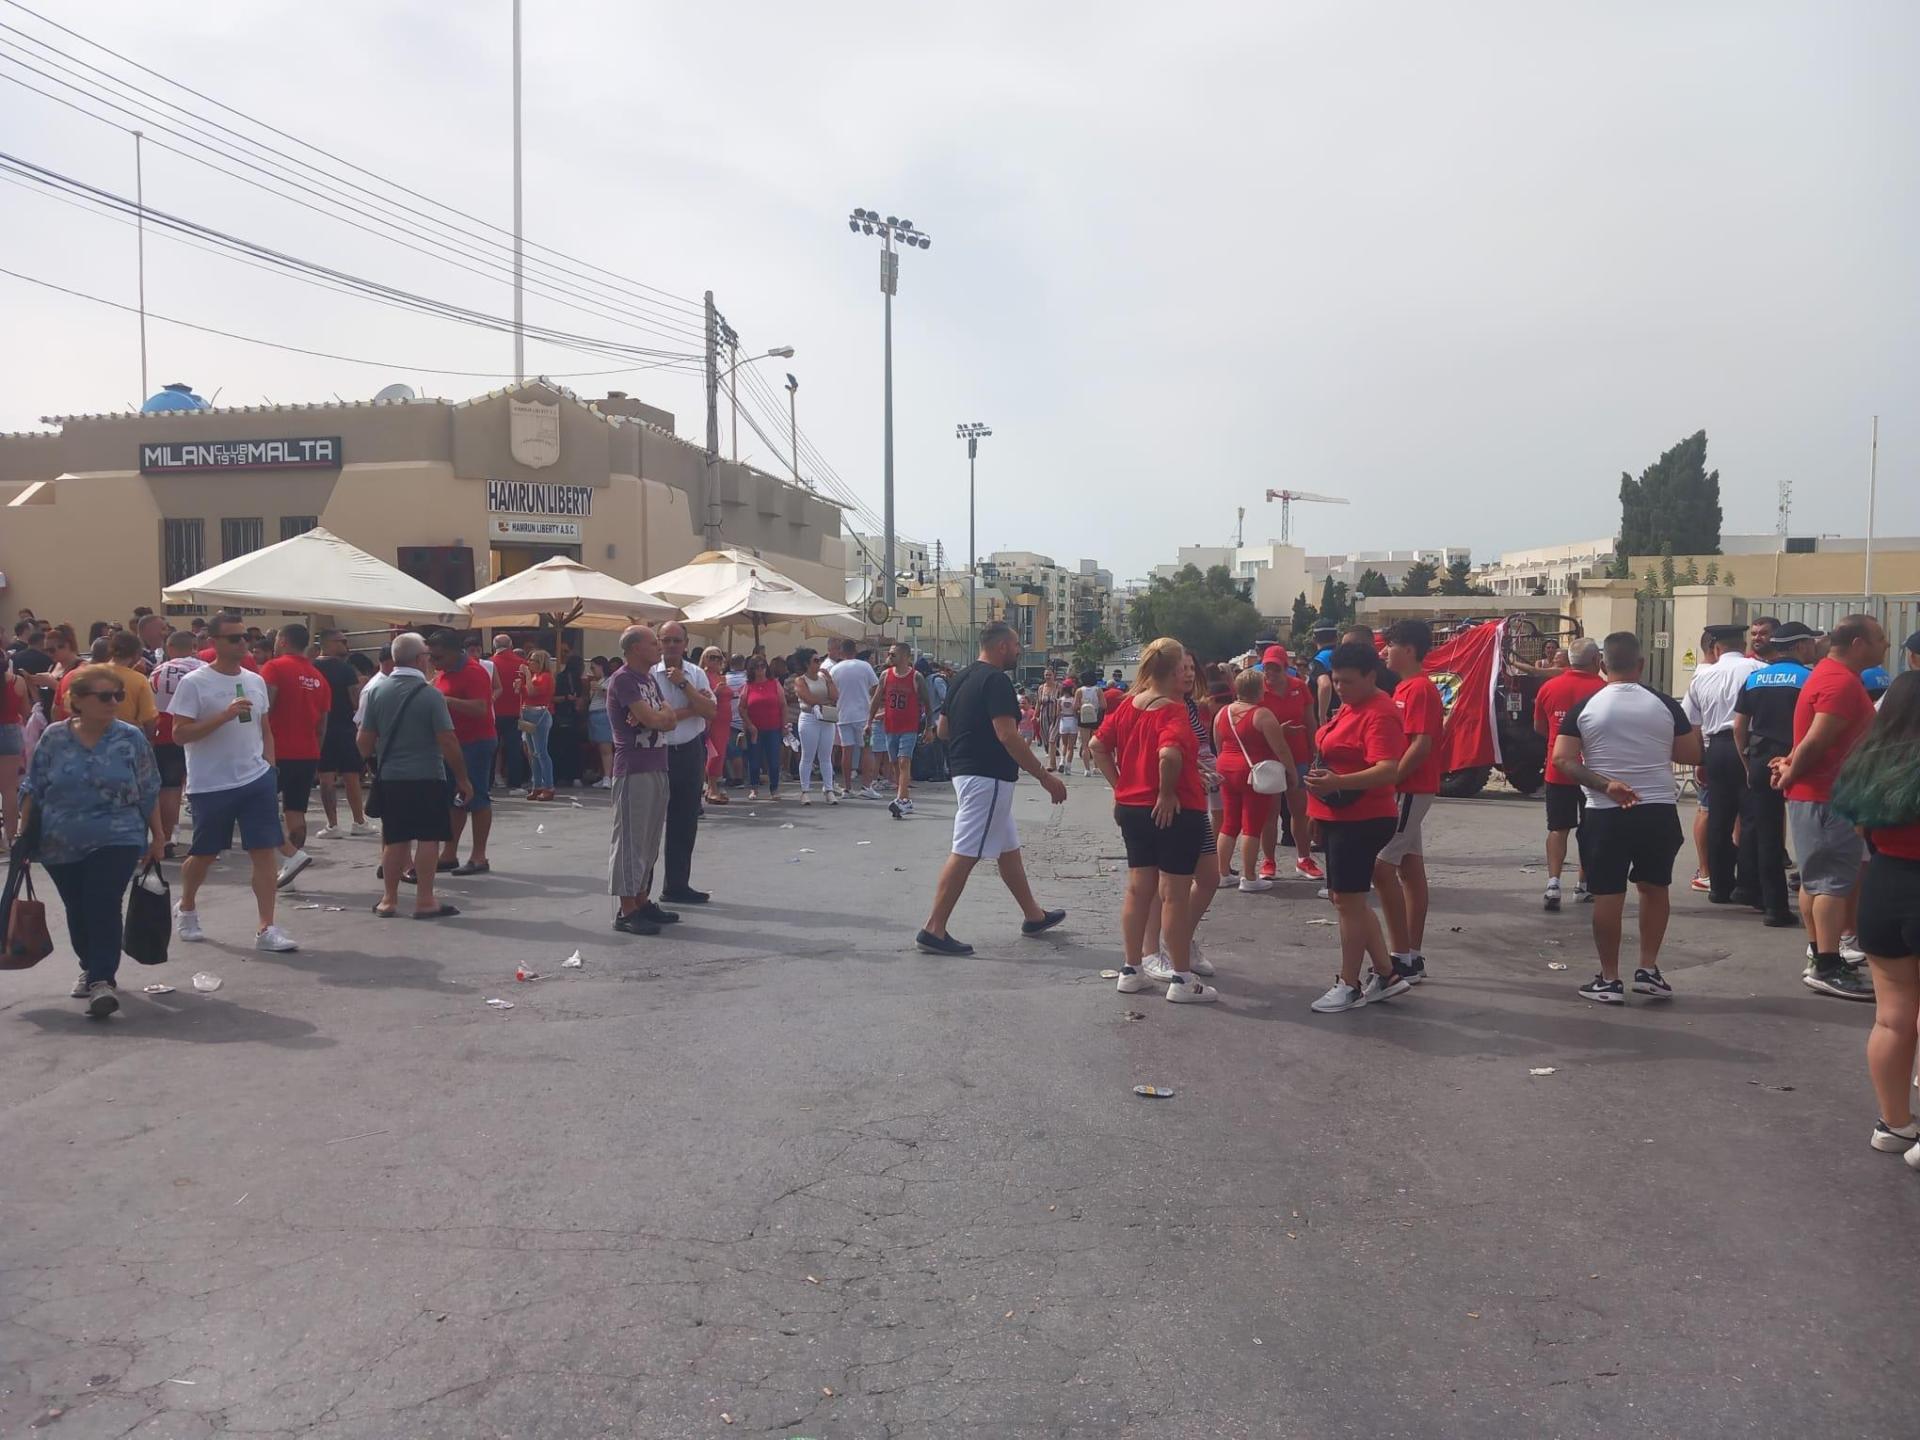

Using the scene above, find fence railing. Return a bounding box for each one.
[1742,595,1920,639]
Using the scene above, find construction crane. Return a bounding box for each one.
[1264,488,1350,545]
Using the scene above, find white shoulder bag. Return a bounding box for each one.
[1227,704,1291,795]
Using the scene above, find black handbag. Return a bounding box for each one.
[122,862,172,966]
[364,682,428,819]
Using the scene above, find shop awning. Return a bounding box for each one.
[680,573,857,626]
[637,547,816,603]
[160,526,468,624]
[457,556,678,629]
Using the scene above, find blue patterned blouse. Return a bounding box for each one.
[21,719,160,865]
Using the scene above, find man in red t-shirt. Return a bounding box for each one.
[1375,620,1447,982]
[1255,645,1322,884]
[1533,637,1607,910]
[433,630,500,875]
[259,623,332,888]
[1772,613,1887,988]
[490,633,529,790]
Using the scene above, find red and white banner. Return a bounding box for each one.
[1422,618,1508,774]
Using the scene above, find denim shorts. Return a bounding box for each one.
[187,768,284,855]
[0,723,22,758]
[587,708,613,744]
[461,738,497,811]
[882,729,919,761]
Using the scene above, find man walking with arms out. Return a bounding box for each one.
[1772,613,1887,1000]
[652,621,718,906]
[916,622,1068,955]
[168,613,298,952]
[1550,633,1700,1003]
[1534,636,1607,912]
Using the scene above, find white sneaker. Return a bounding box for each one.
[350,820,376,835]
[1238,877,1274,894]
[826,791,840,806]
[1143,952,1176,983]
[1362,970,1411,1003]
[175,905,205,943]
[255,925,299,953]
[1188,940,1214,977]
[1311,979,1367,1013]
[864,783,888,800]
[1316,887,1330,900]
[1165,976,1218,1003]
[899,798,914,814]
[1115,966,1152,994]
[801,791,814,806]
[275,849,313,889]
[1840,933,1867,965]
[313,825,342,840]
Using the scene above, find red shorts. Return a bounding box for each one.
[1218,771,1273,839]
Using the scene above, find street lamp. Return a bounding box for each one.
[847,207,931,613]
[716,329,796,463]
[955,422,991,633]
[785,372,801,487]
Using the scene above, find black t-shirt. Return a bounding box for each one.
[9,645,52,676]
[945,660,1020,782]
[314,655,359,725]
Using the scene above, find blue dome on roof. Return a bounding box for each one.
[142,382,210,412]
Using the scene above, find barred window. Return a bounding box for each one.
[163,518,205,585]
[221,517,265,560]
[280,515,318,541]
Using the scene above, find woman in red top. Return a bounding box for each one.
[1303,642,1412,1014]
[0,650,29,845]
[741,656,787,801]
[518,650,558,799]
[1088,637,1217,1004]
[698,647,734,805]
[1832,670,1920,1161]
[1214,667,1296,891]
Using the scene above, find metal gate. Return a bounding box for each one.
[1745,595,1920,641]
[1636,597,1675,693]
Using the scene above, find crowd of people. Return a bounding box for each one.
[5,600,1920,1173]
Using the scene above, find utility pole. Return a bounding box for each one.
[955,423,991,634]
[933,538,944,662]
[847,210,931,614]
[785,373,800,486]
[511,0,524,382]
[1865,415,1879,600]
[703,290,720,547]
[133,130,147,400]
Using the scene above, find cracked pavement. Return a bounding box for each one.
[1,776,1914,1437]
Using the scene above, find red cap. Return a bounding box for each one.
[1261,645,1290,666]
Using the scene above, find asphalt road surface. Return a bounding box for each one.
[3,772,1915,1438]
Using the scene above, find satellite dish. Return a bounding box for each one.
[372,382,418,403]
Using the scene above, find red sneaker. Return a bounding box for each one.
[1689,874,1710,892]
[1257,858,1278,881]
[1295,856,1326,882]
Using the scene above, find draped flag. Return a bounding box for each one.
[1421,618,1509,774]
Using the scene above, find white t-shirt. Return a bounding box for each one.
[1560,682,1691,810]
[167,664,272,794]
[651,659,716,746]
[826,658,878,727]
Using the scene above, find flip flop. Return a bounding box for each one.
[450,860,491,876]
[411,904,461,919]
[371,903,398,918]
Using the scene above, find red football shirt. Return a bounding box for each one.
[1309,688,1405,823]
[1097,695,1206,810]
[1786,658,1875,803]
[880,667,922,734]
[1534,669,1607,785]
[491,650,526,717]
[435,657,497,745]
[1392,672,1447,796]
[1260,671,1313,764]
[259,654,331,761]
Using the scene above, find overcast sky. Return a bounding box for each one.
[4,0,1915,579]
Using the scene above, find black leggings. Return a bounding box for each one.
[44,844,142,984]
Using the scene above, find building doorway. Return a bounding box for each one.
[488,541,583,584]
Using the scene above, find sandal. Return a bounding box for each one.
[411,904,461,919]
[450,860,491,876]
[372,902,397,918]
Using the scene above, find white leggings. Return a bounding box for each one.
[797,714,836,792]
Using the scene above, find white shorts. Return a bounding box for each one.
[834,722,867,750]
[1057,715,1080,737]
[1376,793,1433,865]
[951,775,1021,860]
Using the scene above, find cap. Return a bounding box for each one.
[1767,620,1824,643]
[1261,644,1290,666]
[1905,631,1920,657]
[1703,623,1746,641]
[1310,623,1338,637]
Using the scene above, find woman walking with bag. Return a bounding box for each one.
[793,649,839,804]
[18,663,164,1016]
[1216,667,1296,892]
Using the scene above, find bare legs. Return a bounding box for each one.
[1590,883,1671,982]
[1865,956,1919,1129]
[1331,891,1394,987]
[378,840,442,916]
[921,847,1048,940]
[1374,854,1429,957]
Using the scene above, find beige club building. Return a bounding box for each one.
[0,381,851,644]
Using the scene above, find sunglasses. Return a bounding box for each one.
[78,688,126,703]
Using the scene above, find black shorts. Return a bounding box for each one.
[320,719,361,774]
[376,778,452,846]
[1544,781,1584,833]
[277,759,318,814]
[153,741,186,789]
[1857,852,1920,960]
[1322,816,1398,894]
[1115,805,1210,876]
[1578,803,1683,896]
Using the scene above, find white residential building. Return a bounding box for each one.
[1305,548,1471,592]
[1149,541,1309,619]
[1473,537,1616,596]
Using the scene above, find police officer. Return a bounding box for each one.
[1732,621,1820,926]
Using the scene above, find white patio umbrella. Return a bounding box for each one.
[637,547,815,605]
[456,556,678,629]
[160,526,468,623]
[680,571,857,647]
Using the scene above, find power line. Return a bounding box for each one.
[0,263,706,381]
[0,0,707,319]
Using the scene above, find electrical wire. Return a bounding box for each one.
[0,0,707,318]
[0,263,705,381]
